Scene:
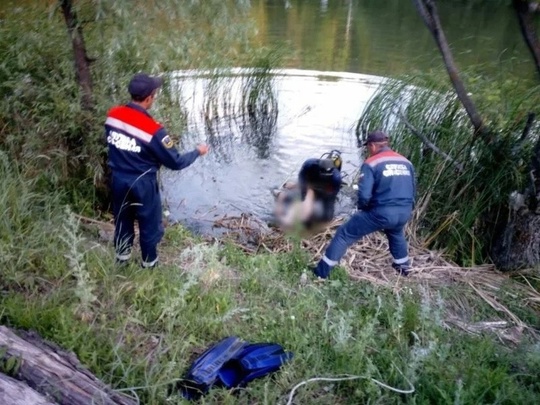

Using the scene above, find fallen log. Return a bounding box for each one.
[0,372,57,405]
[0,326,136,405]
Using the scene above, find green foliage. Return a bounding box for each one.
[0,152,67,280]
[0,0,271,212]
[1,2,539,404]
[358,69,540,265]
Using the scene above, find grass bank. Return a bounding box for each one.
[1,155,539,404]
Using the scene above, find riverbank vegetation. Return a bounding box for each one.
[0,0,274,212]
[1,159,539,403]
[357,0,540,268]
[358,71,540,266]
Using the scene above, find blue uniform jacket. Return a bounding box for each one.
[298,158,342,199]
[358,147,416,211]
[105,102,200,175]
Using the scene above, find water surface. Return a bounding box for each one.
[250,0,535,79]
[164,0,537,233]
[163,70,380,232]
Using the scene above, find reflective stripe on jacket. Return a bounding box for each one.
[357,147,416,210]
[105,103,200,175]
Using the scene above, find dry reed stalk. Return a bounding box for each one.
[214,214,540,334]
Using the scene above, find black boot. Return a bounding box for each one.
[392,263,410,276]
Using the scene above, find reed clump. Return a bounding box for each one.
[357,72,540,266]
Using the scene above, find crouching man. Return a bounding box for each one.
[274,151,343,228]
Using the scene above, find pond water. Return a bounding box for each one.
[163,0,535,233]
[163,69,380,232]
[249,0,534,79]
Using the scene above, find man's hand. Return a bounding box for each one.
[197,144,209,156]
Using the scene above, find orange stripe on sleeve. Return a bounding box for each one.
[107,106,162,136]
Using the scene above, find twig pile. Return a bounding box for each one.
[215,215,540,337]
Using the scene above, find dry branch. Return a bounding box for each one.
[393,105,464,172]
[213,214,540,335]
[412,0,487,139]
[59,0,95,112]
[513,0,540,78]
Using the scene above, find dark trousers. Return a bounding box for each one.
[318,196,336,222]
[112,172,164,263]
[315,207,412,278]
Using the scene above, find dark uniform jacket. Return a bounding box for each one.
[298,158,342,200]
[358,147,415,211]
[105,102,199,175]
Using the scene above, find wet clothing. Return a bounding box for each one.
[106,102,201,265]
[314,147,415,278]
[298,158,342,222]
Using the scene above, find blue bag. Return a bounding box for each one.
[218,342,294,388]
[173,336,293,400]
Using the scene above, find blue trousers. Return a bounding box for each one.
[315,207,412,278]
[112,172,164,264]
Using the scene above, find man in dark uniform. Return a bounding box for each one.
[274,151,342,227]
[298,153,342,224]
[105,73,209,268]
[313,131,415,278]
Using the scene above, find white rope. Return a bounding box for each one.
[285,371,415,405]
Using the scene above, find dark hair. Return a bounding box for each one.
[131,94,147,102]
[131,90,156,102]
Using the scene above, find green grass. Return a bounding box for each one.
[1,3,538,402]
[1,160,539,404]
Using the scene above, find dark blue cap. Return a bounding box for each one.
[363,130,389,146]
[128,73,163,99]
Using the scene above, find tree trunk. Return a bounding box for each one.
[0,326,136,405]
[59,0,112,210]
[491,206,540,270]
[412,0,488,140]
[59,0,95,112]
[513,0,540,78]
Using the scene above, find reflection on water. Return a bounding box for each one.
[162,69,382,233]
[252,0,535,80]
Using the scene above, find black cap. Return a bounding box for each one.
[128,73,163,99]
[363,130,389,146]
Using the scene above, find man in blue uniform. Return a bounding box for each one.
[105,73,209,268]
[313,131,415,278]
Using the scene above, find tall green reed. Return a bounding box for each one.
[0,152,67,281]
[358,72,540,265]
